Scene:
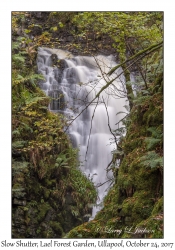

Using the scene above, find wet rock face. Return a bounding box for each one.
[51,54,58,65]
[53,68,62,84]
[51,55,65,70]
[46,56,66,111]
[51,55,66,82]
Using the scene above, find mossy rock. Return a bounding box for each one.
[49,221,63,236]
[151,197,163,215]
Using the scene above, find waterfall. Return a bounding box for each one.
[37,47,128,219]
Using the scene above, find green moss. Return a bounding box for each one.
[122,198,134,216]
[37,202,51,222]
[49,221,63,235]
[12,183,23,189]
[12,11,163,239]
[42,229,54,238]
[152,197,163,215]
[44,179,56,188]
[43,188,50,199]
[135,213,163,238]
[66,63,163,239]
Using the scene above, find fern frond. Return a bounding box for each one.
[13,73,45,86]
[140,151,163,169]
[20,122,33,133]
[133,95,150,106]
[12,42,21,50]
[147,126,162,139]
[12,140,27,149]
[145,137,161,150]
[25,96,48,106]
[12,161,29,170]
[12,54,25,63]
[12,129,21,136]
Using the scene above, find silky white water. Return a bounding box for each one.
[37,47,128,219]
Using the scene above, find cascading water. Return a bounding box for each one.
[37,47,128,219]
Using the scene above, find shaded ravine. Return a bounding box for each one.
[37,47,128,218]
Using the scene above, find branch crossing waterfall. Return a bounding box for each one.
[37,47,128,219]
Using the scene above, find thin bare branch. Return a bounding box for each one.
[102,97,118,149]
[108,41,163,76]
[65,44,160,131]
[64,56,130,130]
[126,43,148,89]
[95,178,114,188]
[85,97,99,161]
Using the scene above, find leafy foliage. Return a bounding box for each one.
[12,11,163,239]
[12,12,97,239]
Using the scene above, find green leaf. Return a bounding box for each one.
[59,22,64,28]
[24,29,31,34]
[17,74,24,80]
[50,26,58,32]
